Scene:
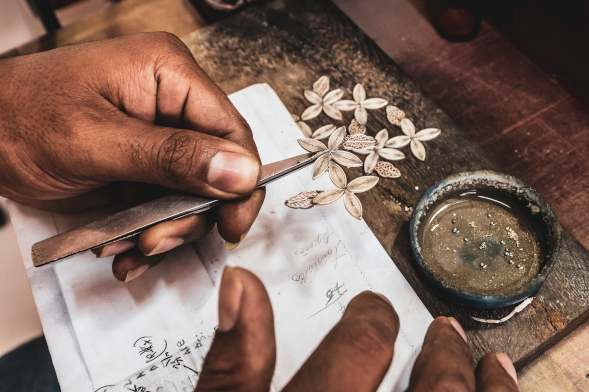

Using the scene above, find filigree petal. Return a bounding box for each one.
[298,138,327,153]
[285,191,321,209]
[342,134,377,150]
[378,148,406,161]
[304,90,322,104]
[313,76,329,97]
[364,151,379,174]
[312,152,331,179]
[355,105,368,125]
[415,128,441,141]
[324,89,344,104]
[301,104,322,121]
[331,150,363,167]
[386,105,405,126]
[411,139,426,161]
[313,188,345,205]
[385,135,411,148]
[348,119,366,135]
[347,176,379,193]
[312,124,337,140]
[297,121,313,138]
[328,127,347,150]
[374,129,389,149]
[401,118,416,137]
[322,104,343,121]
[329,162,347,189]
[350,147,375,155]
[375,161,401,179]
[332,100,358,111]
[362,98,388,110]
[353,83,366,103]
[344,190,363,220]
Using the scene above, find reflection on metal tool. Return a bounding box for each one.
[31,152,320,267]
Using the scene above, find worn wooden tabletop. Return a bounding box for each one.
[181,0,589,368]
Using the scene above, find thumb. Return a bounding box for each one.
[195,266,276,392]
[94,113,261,199]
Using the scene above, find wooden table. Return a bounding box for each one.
[3,0,589,389]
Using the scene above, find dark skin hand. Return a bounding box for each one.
[198,266,520,392]
[0,32,264,282]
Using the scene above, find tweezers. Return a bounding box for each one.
[31,151,319,267]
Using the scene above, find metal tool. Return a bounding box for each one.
[31,151,320,267]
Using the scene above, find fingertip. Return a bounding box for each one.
[447,317,468,342]
[495,353,518,384]
[208,151,260,195]
[217,188,265,243]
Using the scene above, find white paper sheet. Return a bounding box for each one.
[8,83,433,392]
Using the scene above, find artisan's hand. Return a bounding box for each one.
[0,32,264,281]
[196,266,519,392]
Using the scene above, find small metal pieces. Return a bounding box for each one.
[342,134,377,151]
[464,238,469,242]
[285,191,322,209]
[386,118,441,161]
[332,84,388,125]
[452,227,458,233]
[348,119,367,135]
[471,298,535,324]
[302,76,345,121]
[362,129,405,174]
[374,161,401,179]
[386,105,405,126]
[298,127,362,179]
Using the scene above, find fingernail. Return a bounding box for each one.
[218,266,244,332]
[146,237,184,256]
[496,353,518,384]
[225,229,250,251]
[447,317,467,342]
[97,240,135,258]
[124,264,150,283]
[208,151,260,194]
[375,292,393,307]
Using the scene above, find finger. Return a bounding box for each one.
[283,291,399,392]
[111,249,166,283]
[136,210,215,256]
[407,316,475,392]
[195,266,275,392]
[475,353,518,392]
[218,188,266,246]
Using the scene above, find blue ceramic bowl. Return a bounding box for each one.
[410,171,562,309]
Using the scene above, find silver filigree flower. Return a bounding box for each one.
[291,113,313,138]
[312,124,337,140]
[298,127,362,179]
[301,76,345,121]
[285,191,322,209]
[313,162,379,220]
[333,84,388,125]
[386,105,406,126]
[355,129,405,174]
[386,118,441,161]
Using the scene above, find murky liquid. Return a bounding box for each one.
[418,191,544,296]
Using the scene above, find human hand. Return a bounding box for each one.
[196,266,519,392]
[0,32,264,282]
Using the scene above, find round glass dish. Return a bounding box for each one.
[410,171,562,309]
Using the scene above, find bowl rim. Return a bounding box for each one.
[410,170,562,308]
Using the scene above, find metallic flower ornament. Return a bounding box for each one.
[313,162,379,220]
[301,76,345,121]
[386,118,441,161]
[298,127,362,179]
[355,129,405,175]
[285,191,322,209]
[386,105,406,126]
[332,84,388,125]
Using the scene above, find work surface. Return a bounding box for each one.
[180,0,589,368]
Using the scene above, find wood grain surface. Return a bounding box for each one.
[181,0,589,368]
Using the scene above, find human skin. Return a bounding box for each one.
[197,266,519,392]
[0,32,264,282]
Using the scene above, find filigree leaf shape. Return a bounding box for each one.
[298,138,327,153]
[386,105,405,126]
[312,124,337,140]
[344,190,363,220]
[411,139,426,161]
[347,176,379,193]
[297,121,313,138]
[313,76,330,97]
[415,128,441,141]
[348,119,366,135]
[378,148,405,161]
[329,162,347,189]
[331,150,362,167]
[364,151,379,174]
[285,191,321,209]
[313,189,345,205]
[342,134,377,150]
[328,127,347,150]
[312,153,331,179]
[375,161,401,178]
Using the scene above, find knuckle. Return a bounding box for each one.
[339,317,395,359]
[430,373,472,392]
[155,131,201,186]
